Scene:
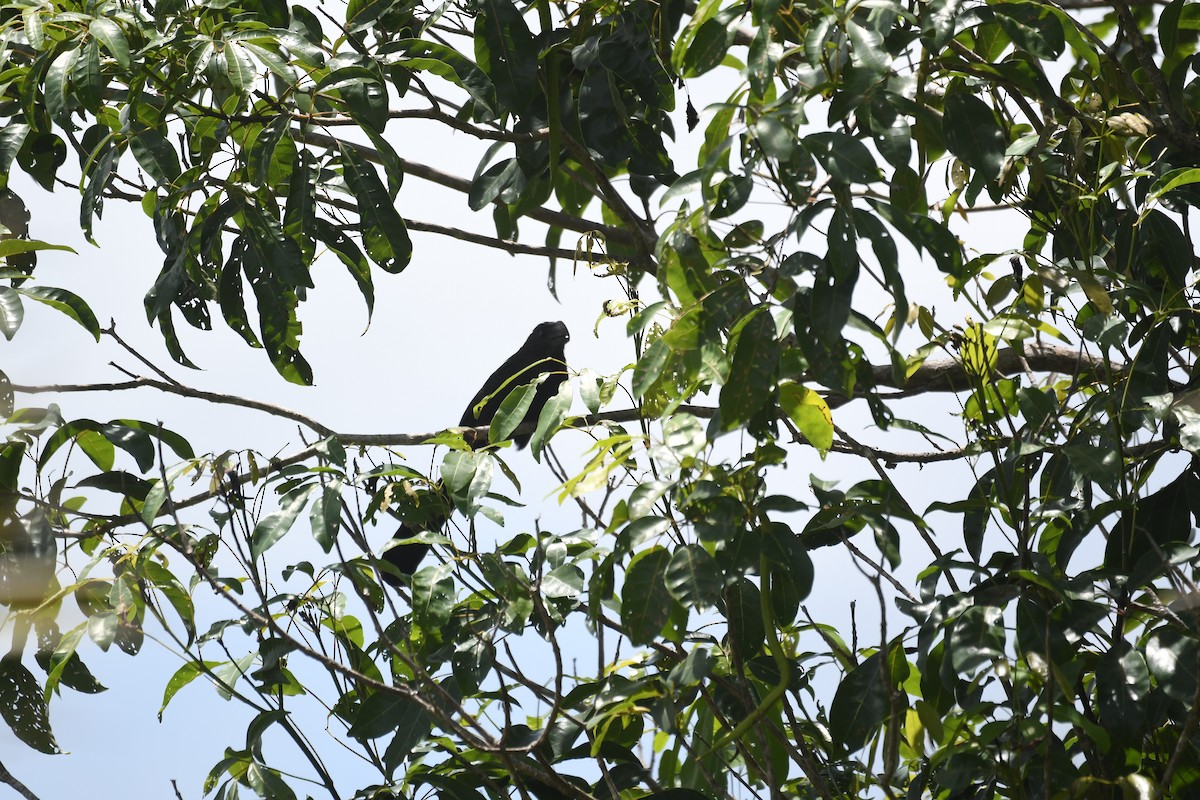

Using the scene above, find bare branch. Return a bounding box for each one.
[14,378,338,438]
[0,760,40,800]
[850,342,1111,404]
[295,130,640,250]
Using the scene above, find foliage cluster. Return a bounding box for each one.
[0,0,1199,796]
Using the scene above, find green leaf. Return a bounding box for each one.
[622,547,673,645]
[632,337,671,399]
[1146,627,1199,703]
[530,379,573,460]
[390,40,498,122]
[847,19,891,74]
[665,544,722,610]
[130,127,182,184]
[38,421,111,471]
[213,651,256,700]
[141,559,196,645]
[992,2,1064,59]
[41,624,105,699]
[411,570,455,641]
[943,93,1006,178]
[348,690,409,741]
[923,0,965,49]
[948,605,1005,673]
[0,369,12,417]
[804,132,882,184]
[14,286,99,340]
[118,419,195,460]
[443,450,492,516]
[45,48,78,126]
[230,231,313,385]
[475,0,537,113]
[720,310,780,430]
[89,17,130,68]
[778,383,833,453]
[724,577,764,658]
[76,471,152,499]
[679,17,733,77]
[72,39,103,112]
[309,480,342,552]
[251,484,318,560]
[160,661,221,720]
[1146,167,1200,207]
[339,145,412,273]
[489,378,540,444]
[0,286,23,339]
[829,652,889,753]
[1096,641,1149,743]
[313,218,373,317]
[0,657,59,753]
[88,612,117,651]
[381,697,433,776]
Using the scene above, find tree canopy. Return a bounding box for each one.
[1,0,1200,796]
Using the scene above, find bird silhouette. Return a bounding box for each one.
[380,321,570,584]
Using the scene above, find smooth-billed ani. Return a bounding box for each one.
[380,321,570,584]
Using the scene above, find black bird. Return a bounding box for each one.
[380,321,570,584]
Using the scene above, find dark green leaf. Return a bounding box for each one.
[89,17,130,68]
[804,132,882,184]
[130,127,182,184]
[251,484,317,560]
[943,93,1005,179]
[622,548,673,645]
[14,286,99,340]
[665,544,722,610]
[829,652,889,753]
[475,0,537,113]
[720,309,780,430]
[0,657,59,753]
[339,145,412,273]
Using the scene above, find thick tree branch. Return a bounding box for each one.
[14,343,1110,448]
[856,342,1108,402]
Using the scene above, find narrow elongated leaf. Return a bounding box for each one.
[313,218,373,317]
[778,383,833,453]
[339,145,411,273]
[489,379,540,444]
[529,379,573,460]
[382,698,433,777]
[391,39,498,121]
[348,690,409,741]
[0,286,23,339]
[475,0,537,113]
[89,17,130,68]
[309,479,343,552]
[720,310,780,430]
[0,369,12,417]
[14,286,99,339]
[160,661,220,719]
[44,48,78,126]
[251,484,317,560]
[829,652,889,753]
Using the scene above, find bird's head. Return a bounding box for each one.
[530,321,570,348]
